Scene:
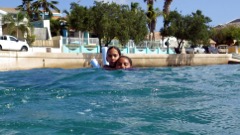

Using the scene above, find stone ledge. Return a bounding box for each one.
[0,52,233,71]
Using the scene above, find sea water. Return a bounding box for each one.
[0,65,240,135]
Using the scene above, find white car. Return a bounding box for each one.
[0,35,29,51]
[194,47,205,54]
[217,45,228,54]
[186,47,205,54]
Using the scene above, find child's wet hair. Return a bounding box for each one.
[118,55,132,66]
[107,46,121,56]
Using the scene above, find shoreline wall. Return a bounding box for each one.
[0,51,232,71]
[127,53,232,67]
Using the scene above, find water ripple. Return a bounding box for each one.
[0,65,240,134]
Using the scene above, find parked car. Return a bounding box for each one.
[217,45,228,54]
[0,35,29,51]
[185,47,205,54]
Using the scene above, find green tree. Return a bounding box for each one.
[50,17,68,37]
[50,18,61,36]
[161,10,211,53]
[116,5,131,46]
[16,0,34,20]
[67,1,148,52]
[129,6,148,44]
[89,2,122,48]
[31,0,60,20]
[210,25,240,45]
[89,1,148,48]
[130,2,139,13]
[188,10,211,45]
[67,4,89,32]
[116,4,148,46]
[2,12,35,45]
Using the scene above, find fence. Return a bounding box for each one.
[62,37,175,54]
[31,36,61,47]
[228,46,240,54]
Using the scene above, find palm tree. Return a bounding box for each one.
[31,0,60,20]
[163,0,173,33]
[146,4,161,41]
[131,2,139,13]
[16,0,34,20]
[163,0,173,15]
[144,0,156,5]
[144,0,158,41]
[2,12,31,38]
[143,0,173,31]
[144,0,161,41]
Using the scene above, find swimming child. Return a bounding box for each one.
[103,46,121,69]
[115,56,132,69]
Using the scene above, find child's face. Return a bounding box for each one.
[115,57,131,69]
[106,48,120,67]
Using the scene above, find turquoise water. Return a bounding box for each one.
[0,65,240,134]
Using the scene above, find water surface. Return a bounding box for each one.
[0,65,240,134]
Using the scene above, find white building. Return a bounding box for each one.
[0,9,7,36]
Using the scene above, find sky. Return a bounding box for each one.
[0,0,240,31]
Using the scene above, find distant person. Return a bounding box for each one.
[115,56,132,69]
[207,45,218,54]
[103,46,121,70]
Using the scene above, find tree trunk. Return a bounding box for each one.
[163,0,173,35]
[175,39,184,54]
[163,0,173,15]
[98,37,102,53]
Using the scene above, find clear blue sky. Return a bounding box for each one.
[0,0,239,31]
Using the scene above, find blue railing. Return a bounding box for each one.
[62,38,175,54]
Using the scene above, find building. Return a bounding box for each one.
[215,18,240,28]
[0,7,62,40]
[0,8,8,36]
[0,7,29,38]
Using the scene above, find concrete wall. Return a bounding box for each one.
[33,28,48,40]
[31,20,52,40]
[31,36,61,47]
[29,47,62,53]
[0,52,102,71]
[0,51,232,71]
[127,54,231,67]
[31,39,60,47]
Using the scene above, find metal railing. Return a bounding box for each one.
[62,37,175,54]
